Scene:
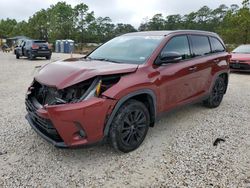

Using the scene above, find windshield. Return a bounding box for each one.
[88,35,164,64]
[232,45,250,54]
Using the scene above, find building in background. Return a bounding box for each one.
[6,36,30,47]
[0,35,7,46]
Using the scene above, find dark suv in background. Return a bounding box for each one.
[25,30,230,152]
[16,40,52,60]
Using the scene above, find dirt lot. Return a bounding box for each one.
[0,51,249,187]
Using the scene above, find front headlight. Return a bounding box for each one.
[82,78,102,100]
[83,75,121,100]
[57,75,121,104]
[29,76,120,106]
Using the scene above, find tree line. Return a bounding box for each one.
[0,0,249,45]
[139,0,250,45]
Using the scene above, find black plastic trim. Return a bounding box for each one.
[103,89,157,136]
[25,114,68,148]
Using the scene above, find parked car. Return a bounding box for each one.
[1,44,11,52]
[14,40,24,55]
[25,30,230,152]
[16,40,52,60]
[230,44,250,72]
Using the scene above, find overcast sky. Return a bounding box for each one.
[0,0,243,27]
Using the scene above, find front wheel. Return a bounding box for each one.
[46,55,51,60]
[109,99,150,153]
[203,76,226,108]
[28,52,34,60]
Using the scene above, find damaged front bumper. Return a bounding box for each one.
[25,95,117,148]
[25,114,67,148]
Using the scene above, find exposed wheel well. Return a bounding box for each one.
[219,73,228,93]
[129,94,156,127]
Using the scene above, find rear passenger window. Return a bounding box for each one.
[162,35,191,60]
[210,37,225,53]
[190,35,211,56]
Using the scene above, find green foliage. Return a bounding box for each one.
[0,1,136,44]
[27,9,49,40]
[139,1,250,44]
[0,0,249,45]
[0,18,17,37]
[218,0,250,44]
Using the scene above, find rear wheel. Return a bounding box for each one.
[109,99,150,153]
[203,76,226,108]
[16,53,20,59]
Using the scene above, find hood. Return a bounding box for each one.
[35,59,138,89]
[231,53,250,61]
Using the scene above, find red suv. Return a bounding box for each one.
[25,30,230,152]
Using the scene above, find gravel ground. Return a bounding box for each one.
[0,51,249,187]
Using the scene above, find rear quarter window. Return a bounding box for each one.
[209,37,225,53]
[34,41,46,43]
[190,35,211,57]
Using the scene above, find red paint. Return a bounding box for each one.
[230,48,250,72]
[36,60,138,89]
[26,30,230,147]
[42,98,116,146]
[231,53,250,62]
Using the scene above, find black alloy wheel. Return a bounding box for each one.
[203,76,226,108]
[109,99,150,152]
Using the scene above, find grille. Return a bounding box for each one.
[33,82,61,105]
[25,97,63,142]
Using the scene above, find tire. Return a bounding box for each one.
[46,55,51,60]
[16,53,20,59]
[109,99,150,153]
[28,52,34,60]
[203,76,226,108]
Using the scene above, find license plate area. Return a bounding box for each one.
[232,63,240,68]
[38,51,49,53]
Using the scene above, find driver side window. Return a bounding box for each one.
[162,35,191,60]
[21,41,26,47]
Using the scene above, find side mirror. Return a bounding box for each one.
[156,51,182,65]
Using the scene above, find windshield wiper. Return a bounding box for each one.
[87,57,121,63]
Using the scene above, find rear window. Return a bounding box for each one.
[33,40,47,44]
[210,37,225,53]
[190,35,211,56]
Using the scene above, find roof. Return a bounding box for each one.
[7,36,30,40]
[123,30,218,37]
[238,44,250,46]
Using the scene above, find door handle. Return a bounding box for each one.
[188,66,197,71]
[213,59,220,63]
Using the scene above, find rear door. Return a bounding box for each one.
[156,35,204,111]
[23,40,30,56]
[187,35,214,96]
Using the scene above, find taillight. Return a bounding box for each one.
[47,43,52,49]
[32,44,39,49]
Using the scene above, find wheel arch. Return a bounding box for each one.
[103,89,157,136]
[219,72,229,94]
[209,71,229,94]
